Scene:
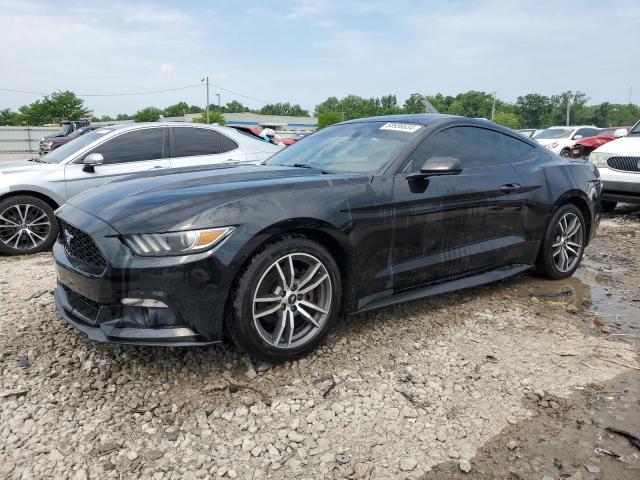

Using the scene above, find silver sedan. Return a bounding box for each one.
[0,122,282,255]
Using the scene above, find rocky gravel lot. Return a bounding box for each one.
[1,209,639,479]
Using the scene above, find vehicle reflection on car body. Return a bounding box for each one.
[53,114,602,361]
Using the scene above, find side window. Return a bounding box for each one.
[585,128,599,138]
[90,128,164,164]
[503,135,537,163]
[173,127,222,157]
[574,128,590,139]
[219,133,239,153]
[405,126,506,171]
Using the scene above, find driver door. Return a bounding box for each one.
[64,127,169,200]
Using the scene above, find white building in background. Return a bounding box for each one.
[175,113,317,134]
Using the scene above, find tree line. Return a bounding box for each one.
[1,90,638,130]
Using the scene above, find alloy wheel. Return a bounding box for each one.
[252,253,332,349]
[552,212,583,273]
[0,203,52,251]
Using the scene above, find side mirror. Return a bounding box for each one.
[573,134,583,140]
[614,128,627,138]
[406,156,462,179]
[82,153,104,172]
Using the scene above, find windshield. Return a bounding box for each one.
[534,128,573,139]
[629,121,640,135]
[41,129,113,163]
[68,127,89,138]
[266,121,422,173]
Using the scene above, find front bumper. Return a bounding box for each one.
[598,166,640,204]
[53,204,234,346]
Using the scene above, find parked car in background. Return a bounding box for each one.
[39,125,103,155]
[0,123,281,255]
[518,128,544,138]
[39,120,90,153]
[534,126,600,157]
[569,126,629,159]
[589,120,640,211]
[52,114,601,361]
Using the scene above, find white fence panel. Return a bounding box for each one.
[0,126,59,152]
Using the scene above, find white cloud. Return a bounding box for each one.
[284,0,326,19]
[160,63,175,73]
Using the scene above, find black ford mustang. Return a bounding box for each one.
[53,114,602,361]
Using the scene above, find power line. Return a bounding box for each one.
[0,83,273,104]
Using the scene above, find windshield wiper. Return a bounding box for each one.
[292,163,330,174]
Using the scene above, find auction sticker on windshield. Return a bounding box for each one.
[379,123,423,133]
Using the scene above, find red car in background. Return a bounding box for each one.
[229,126,299,145]
[569,126,630,159]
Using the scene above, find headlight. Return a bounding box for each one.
[589,151,610,168]
[123,227,234,256]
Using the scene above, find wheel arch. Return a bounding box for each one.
[0,190,61,212]
[227,218,356,317]
[551,189,593,241]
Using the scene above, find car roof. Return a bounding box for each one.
[340,113,460,127]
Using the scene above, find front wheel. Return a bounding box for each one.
[0,195,58,255]
[559,148,570,158]
[536,204,586,279]
[226,236,342,362]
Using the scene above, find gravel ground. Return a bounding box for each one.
[1,209,639,479]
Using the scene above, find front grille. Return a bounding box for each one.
[607,156,640,173]
[58,220,107,270]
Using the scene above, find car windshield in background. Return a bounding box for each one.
[68,127,89,138]
[600,128,617,136]
[534,128,573,139]
[266,121,422,174]
[41,129,113,163]
[629,122,640,135]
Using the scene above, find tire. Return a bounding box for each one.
[0,195,58,255]
[226,236,342,362]
[601,201,617,213]
[536,204,586,279]
[559,148,570,158]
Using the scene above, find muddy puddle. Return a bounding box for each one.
[507,269,640,339]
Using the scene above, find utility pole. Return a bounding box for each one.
[566,96,571,126]
[491,91,497,121]
[629,85,633,104]
[201,77,210,124]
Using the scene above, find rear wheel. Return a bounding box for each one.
[536,204,586,279]
[0,195,58,255]
[601,201,617,213]
[226,236,342,362]
[559,148,570,158]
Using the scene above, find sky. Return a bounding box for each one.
[0,0,639,116]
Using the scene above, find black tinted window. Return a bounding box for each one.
[173,127,224,157]
[503,135,537,163]
[406,126,506,171]
[219,133,239,153]
[90,128,164,164]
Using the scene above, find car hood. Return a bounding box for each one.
[0,160,55,176]
[593,135,640,155]
[575,135,614,148]
[67,164,368,234]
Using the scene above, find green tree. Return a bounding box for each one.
[403,93,426,114]
[193,110,226,125]
[260,102,310,117]
[0,108,20,126]
[163,102,190,117]
[494,111,520,130]
[16,90,91,125]
[315,96,341,115]
[317,111,343,129]
[116,113,133,120]
[188,105,203,114]
[515,94,551,128]
[223,100,249,113]
[133,107,162,122]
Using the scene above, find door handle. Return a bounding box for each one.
[499,183,522,194]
